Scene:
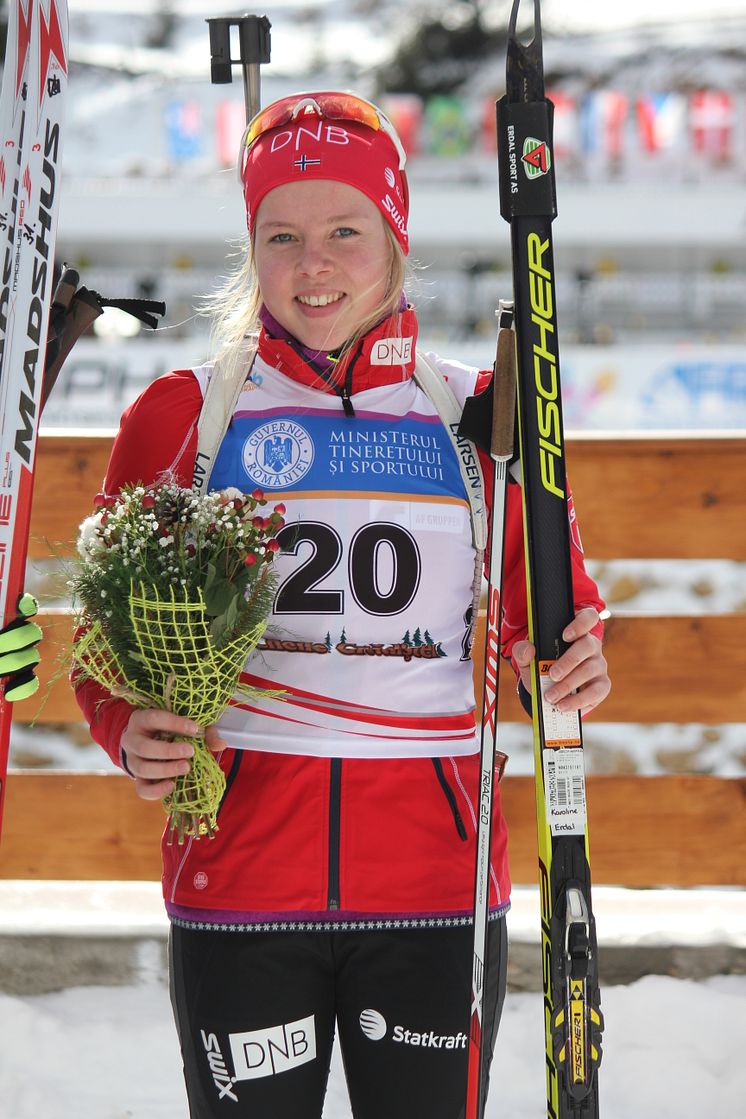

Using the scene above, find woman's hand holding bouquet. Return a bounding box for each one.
[71,482,285,842]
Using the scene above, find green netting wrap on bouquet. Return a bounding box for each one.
[70,483,287,843]
[73,586,272,842]
[128,585,266,723]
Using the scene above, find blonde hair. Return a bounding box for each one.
[202,221,409,387]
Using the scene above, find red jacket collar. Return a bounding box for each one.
[257,307,419,395]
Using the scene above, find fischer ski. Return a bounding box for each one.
[496,2,603,1116]
[0,0,68,829]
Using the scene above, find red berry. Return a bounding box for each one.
[93,492,106,508]
[274,503,286,516]
[244,553,257,566]
[141,495,156,509]
[251,488,264,502]
[252,515,263,528]
[266,538,280,553]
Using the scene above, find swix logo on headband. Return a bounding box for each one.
[383,195,407,239]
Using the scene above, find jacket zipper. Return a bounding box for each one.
[432,758,468,841]
[327,758,342,909]
[216,749,243,819]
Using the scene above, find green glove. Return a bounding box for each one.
[0,592,42,702]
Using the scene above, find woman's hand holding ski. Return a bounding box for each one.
[513,607,610,716]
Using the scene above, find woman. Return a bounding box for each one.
[76,92,610,1118]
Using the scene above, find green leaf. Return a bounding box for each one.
[209,612,229,646]
[225,594,239,631]
[203,577,236,617]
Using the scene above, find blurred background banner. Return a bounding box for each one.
[149,89,746,173]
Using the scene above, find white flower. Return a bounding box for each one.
[77,514,105,559]
[221,487,243,502]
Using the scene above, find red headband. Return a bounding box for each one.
[242,117,409,254]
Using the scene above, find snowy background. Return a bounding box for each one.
[2,973,746,1118]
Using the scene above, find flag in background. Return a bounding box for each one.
[689,90,735,160]
[216,99,246,167]
[423,96,471,157]
[166,100,202,161]
[379,93,423,158]
[478,94,498,153]
[636,93,687,153]
[580,90,628,159]
[547,91,579,160]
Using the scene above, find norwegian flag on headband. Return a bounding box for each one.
[689,91,735,160]
[636,93,686,154]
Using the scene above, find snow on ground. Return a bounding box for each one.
[1,974,744,1117]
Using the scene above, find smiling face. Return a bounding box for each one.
[253,179,395,353]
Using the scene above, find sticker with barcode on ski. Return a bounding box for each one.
[538,660,581,747]
[543,748,587,835]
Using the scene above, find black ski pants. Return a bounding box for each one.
[169,917,507,1119]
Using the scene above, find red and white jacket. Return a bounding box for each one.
[75,308,604,932]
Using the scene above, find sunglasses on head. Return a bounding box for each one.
[239,90,408,179]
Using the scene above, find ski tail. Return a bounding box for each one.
[462,303,516,1119]
[498,2,603,1116]
[0,0,69,829]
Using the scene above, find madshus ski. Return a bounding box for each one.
[0,0,68,827]
[496,2,603,1116]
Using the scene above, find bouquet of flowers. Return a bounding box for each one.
[70,481,285,843]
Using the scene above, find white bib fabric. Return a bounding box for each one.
[194,353,483,759]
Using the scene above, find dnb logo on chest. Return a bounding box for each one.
[242,420,315,489]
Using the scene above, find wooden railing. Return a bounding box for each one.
[1,431,745,886]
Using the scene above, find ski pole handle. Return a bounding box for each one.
[206,15,272,124]
[492,300,516,462]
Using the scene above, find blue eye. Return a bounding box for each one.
[335,227,357,238]
[270,232,294,243]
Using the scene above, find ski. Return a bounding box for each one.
[0,0,69,830]
[461,301,516,1119]
[496,2,603,1116]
